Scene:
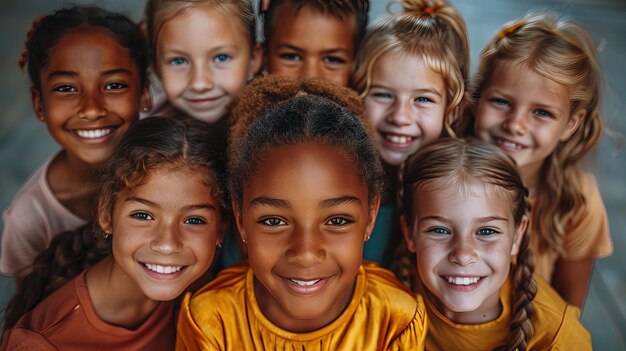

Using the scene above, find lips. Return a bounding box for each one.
[281,275,331,295]
[144,263,183,274]
[445,276,481,286]
[493,135,526,151]
[379,132,417,148]
[72,127,117,140]
[184,95,225,109]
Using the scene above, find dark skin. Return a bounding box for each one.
[551,257,594,309]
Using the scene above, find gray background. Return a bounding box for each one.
[0,0,624,348]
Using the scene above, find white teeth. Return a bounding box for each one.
[446,276,480,285]
[75,128,114,139]
[384,134,413,144]
[496,137,523,150]
[290,278,321,286]
[144,263,183,274]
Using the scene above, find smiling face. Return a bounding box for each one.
[403,179,525,324]
[474,60,584,182]
[235,142,378,332]
[364,51,447,166]
[102,166,223,301]
[32,26,149,166]
[266,4,355,86]
[155,6,261,123]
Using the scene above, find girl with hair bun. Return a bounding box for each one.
[351,0,470,270]
[400,138,591,350]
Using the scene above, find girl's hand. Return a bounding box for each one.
[262,0,270,11]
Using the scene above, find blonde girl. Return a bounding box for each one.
[2,117,229,350]
[471,13,612,307]
[401,138,590,350]
[350,0,469,267]
[144,0,262,124]
[176,76,427,350]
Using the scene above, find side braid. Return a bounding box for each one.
[497,233,537,351]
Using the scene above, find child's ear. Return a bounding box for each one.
[97,199,113,235]
[232,202,247,244]
[400,215,416,253]
[249,43,263,77]
[30,87,46,122]
[560,108,586,142]
[364,195,381,241]
[511,214,528,256]
[140,82,153,113]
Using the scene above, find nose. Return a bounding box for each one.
[150,221,184,255]
[302,59,322,80]
[448,235,478,266]
[190,64,214,92]
[385,99,413,127]
[285,224,326,267]
[78,92,106,120]
[501,109,528,136]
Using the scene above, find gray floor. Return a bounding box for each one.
[0,0,624,348]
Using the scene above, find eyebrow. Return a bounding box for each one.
[276,44,351,55]
[370,84,443,98]
[419,215,509,223]
[125,197,217,212]
[250,196,291,208]
[47,68,131,80]
[319,196,362,208]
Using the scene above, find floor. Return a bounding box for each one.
[0,0,624,348]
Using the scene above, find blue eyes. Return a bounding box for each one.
[427,227,499,236]
[185,217,206,225]
[169,57,187,66]
[214,54,231,63]
[477,228,498,236]
[415,96,433,103]
[429,227,450,235]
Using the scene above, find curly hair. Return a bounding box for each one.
[3,116,229,330]
[468,13,603,257]
[351,0,469,136]
[399,138,537,351]
[229,75,383,207]
[20,6,149,93]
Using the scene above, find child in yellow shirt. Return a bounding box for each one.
[176,76,427,350]
[399,138,591,350]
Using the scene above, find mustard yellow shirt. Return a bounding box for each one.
[424,273,591,350]
[176,262,427,350]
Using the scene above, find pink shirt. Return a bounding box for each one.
[1,154,85,275]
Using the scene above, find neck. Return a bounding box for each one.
[86,256,159,329]
[519,164,542,198]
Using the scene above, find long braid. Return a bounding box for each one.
[497,233,537,351]
[3,223,111,330]
[390,161,416,290]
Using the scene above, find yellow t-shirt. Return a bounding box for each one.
[423,273,591,350]
[531,171,613,281]
[176,262,427,350]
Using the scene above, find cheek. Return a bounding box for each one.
[160,70,188,97]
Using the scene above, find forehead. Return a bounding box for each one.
[157,5,250,48]
[372,51,444,88]
[269,4,355,51]
[45,26,134,72]
[412,178,514,216]
[489,60,571,102]
[244,142,366,201]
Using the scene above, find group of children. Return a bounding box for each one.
[0,0,612,350]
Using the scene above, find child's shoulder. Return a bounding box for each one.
[361,261,426,321]
[188,261,249,311]
[528,275,591,349]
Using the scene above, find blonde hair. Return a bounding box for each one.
[144,0,256,59]
[399,138,537,351]
[470,13,603,255]
[351,0,469,136]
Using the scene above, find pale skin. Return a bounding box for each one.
[475,61,589,308]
